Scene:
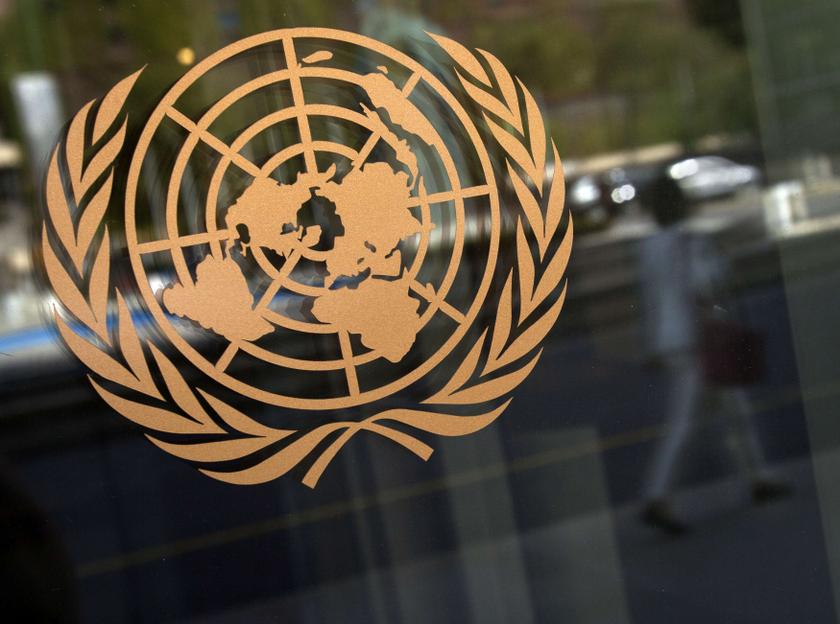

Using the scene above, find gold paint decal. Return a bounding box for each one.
[40,28,572,487]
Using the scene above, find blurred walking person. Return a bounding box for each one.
[639,169,788,535]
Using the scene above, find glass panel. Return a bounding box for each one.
[0,1,837,622]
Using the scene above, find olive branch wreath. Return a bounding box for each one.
[41,35,572,488]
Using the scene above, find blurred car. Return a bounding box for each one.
[601,165,663,209]
[565,174,611,231]
[667,155,761,202]
[566,165,656,231]
[0,139,22,202]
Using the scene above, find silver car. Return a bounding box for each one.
[668,156,761,201]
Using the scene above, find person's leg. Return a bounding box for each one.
[644,353,703,501]
[718,388,766,478]
[718,387,791,503]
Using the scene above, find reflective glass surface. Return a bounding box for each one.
[1,1,839,622]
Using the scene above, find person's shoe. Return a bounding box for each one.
[752,480,793,505]
[640,500,689,536]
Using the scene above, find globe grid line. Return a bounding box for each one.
[338,329,360,396]
[166,107,263,177]
[281,36,318,175]
[406,184,491,207]
[408,281,467,324]
[137,229,234,255]
[214,246,303,375]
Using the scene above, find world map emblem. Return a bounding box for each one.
[40,28,572,487]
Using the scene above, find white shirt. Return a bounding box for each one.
[640,226,724,355]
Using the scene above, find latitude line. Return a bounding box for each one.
[283,37,318,174]
[215,249,303,373]
[407,184,491,208]
[166,108,262,178]
[409,281,466,324]
[338,330,360,397]
[138,229,232,255]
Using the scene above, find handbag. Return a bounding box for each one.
[700,317,765,386]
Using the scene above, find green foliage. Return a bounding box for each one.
[685,0,746,47]
[472,12,596,100]
[466,2,758,156]
[0,0,758,159]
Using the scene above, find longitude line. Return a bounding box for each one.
[217,249,303,372]
[283,37,318,174]
[409,281,466,323]
[256,249,303,311]
[166,108,262,177]
[338,331,360,396]
[402,72,421,95]
[216,343,239,372]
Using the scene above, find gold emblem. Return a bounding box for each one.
[40,28,572,487]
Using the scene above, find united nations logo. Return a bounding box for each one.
[41,28,572,487]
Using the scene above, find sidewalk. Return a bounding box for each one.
[616,456,835,623]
